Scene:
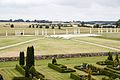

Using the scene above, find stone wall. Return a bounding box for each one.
[0,52,120,62]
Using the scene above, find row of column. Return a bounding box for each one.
[4,28,119,36]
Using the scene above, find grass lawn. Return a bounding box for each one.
[0,56,109,80]
[73,36,120,50]
[0,36,43,47]
[92,33,120,41]
[0,37,115,57]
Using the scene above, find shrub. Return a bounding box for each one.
[0,74,3,80]
[70,73,95,80]
[48,63,76,73]
[19,52,25,66]
[115,54,119,63]
[107,52,113,61]
[16,64,25,75]
[52,58,57,64]
[102,77,110,80]
[10,24,14,28]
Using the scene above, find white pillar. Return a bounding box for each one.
[101,28,103,33]
[114,28,116,32]
[74,29,77,34]
[42,29,44,35]
[110,28,112,33]
[117,28,119,32]
[53,29,55,35]
[66,29,68,34]
[6,30,8,36]
[78,29,80,34]
[106,28,108,33]
[90,28,92,34]
[45,29,47,35]
[98,28,100,33]
[23,30,24,36]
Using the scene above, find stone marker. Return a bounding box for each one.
[98,28,100,33]
[53,29,55,35]
[78,29,80,34]
[106,28,108,33]
[90,28,92,34]
[42,29,44,35]
[66,29,68,34]
[45,29,47,35]
[110,28,112,32]
[117,28,119,32]
[6,30,8,36]
[114,28,116,32]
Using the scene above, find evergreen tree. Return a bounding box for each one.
[115,54,119,63]
[52,26,54,29]
[29,25,31,28]
[19,52,25,66]
[26,47,31,68]
[52,58,57,64]
[31,46,35,66]
[107,52,113,61]
[10,24,14,28]
[81,21,85,27]
[88,68,92,80]
[25,66,29,77]
[116,19,120,27]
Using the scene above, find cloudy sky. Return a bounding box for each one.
[0,0,120,21]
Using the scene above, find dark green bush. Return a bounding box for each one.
[16,64,25,75]
[0,74,3,80]
[70,73,95,80]
[48,63,76,73]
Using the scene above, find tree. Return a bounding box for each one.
[31,46,35,66]
[52,26,54,29]
[25,66,29,77]
[81,21,85,27]
[116,19,120,27]
[0,74,3,80]
[115,54,119,63]
[29,25,31,28]
[19,52,25,66]
[113,60,118,67]
[52,58,57,64]
[10,24,14,28]
[107,52,113,61]
[26,46,35,69]
[88,68,92,80]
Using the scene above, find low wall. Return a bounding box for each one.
[0,52,120,62]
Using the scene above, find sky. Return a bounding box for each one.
[0,0,120,21]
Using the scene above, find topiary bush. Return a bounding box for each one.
[16,64,25,75]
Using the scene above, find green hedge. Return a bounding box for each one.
[104,67,120,74]
[107,65,120,70]
[103,70,120,79]
[16,64,25,75]
[0,74,3,80]
[74,64,104,75]
[70,73,95,80]
[48,63,76,73]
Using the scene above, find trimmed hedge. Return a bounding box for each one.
[107,65,120,70]
[48,63,76,73]
[70,73,95,80]
[16,64,25,75]
[104,67,120,74]
[74,63,104,75]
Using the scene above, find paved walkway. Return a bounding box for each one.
[0,37,45,50]
[71,39,120,51]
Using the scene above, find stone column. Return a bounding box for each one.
[66,29,68,34]
[98,28,100,33]
[90,28,92,34]
[101,28,103,33]
[6,30,8,36]
[114,28,116,32]
[42,29,44,35]
[45,29,47,35]
[78,28,80,34]
[106,28,108,33]
[117,28,119,32]
[53,29,55,35]
[110,28,112,32]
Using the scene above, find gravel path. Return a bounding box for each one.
[71,39,120,51]
[0,37,45,50]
